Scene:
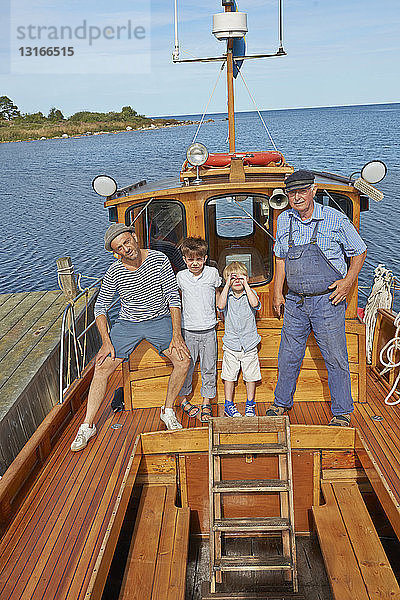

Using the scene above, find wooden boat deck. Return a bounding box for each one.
[0,367,399,599]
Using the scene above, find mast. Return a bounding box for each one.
[225,3,236,153]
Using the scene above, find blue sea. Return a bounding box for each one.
[0,103,399,306]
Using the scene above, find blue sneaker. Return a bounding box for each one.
[224,402,242,417]
[245,400,256,416]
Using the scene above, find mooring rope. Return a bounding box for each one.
[364,264,393,363]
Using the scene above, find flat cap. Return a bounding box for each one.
[104,223,134,252]
[285,169,315,192]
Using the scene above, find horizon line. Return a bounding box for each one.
[154,100,400,119]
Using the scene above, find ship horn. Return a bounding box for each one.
[269,188,289,210]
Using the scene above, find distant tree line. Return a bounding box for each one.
[0,96,146,124]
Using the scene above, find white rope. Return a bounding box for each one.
[379,312,400,405]
[235,63,279,152]
[192,63,225,144]
[364,264,393,363]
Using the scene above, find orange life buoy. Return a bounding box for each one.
[203,151,284,168]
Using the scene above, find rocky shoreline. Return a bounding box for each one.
[0,118,214,144]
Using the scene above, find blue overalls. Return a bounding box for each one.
[274,216,353,416]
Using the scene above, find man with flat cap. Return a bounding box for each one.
[266,170,367,426]
[71,223,191,451]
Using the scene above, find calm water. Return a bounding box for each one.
[0,103,399,305]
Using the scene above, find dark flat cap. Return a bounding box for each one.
[104,223,134,251]
[285,169,315,192]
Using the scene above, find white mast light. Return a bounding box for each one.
[212,12,248,41]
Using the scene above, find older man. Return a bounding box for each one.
[266,170,367,426]
[71,223,191,451]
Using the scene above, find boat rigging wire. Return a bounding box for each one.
[322,189,347,215]
[192,63,226,144]
[234,63,279,152]
[129,198,154,227]
[230,197,276,243]
[379,312,400,405]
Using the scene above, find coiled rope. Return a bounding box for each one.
[364,264,393,363]
[379,312,400,405]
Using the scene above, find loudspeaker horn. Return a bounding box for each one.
[269,188,289,210]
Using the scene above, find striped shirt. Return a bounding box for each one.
[94,250,181,322]
[274,203,367,277]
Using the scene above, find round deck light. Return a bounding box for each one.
[361,161,387,184]
[186,143,209,167]
[92,175,118,197]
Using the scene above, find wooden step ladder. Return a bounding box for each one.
[208,416,298,595]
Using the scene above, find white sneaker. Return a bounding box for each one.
[160,407,183,430]
[71,423,97,451]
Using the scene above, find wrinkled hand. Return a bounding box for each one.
[96,340,115,365]
[273,294,285,319]
[168,335,191,361]
[329,278,352,305]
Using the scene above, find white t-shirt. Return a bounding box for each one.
[176,265,222,330]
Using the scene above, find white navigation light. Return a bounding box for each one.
[212,12,248,40]
[361,160,387,184]
[92,175,118,197]
[186,143,209,167]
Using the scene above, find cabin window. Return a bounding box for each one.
[125,200,187,273]
[205,194,273,285]
[315,192,353,221]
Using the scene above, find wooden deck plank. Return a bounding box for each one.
[152,486,178,600]
[353,406,400,500]
[0,292,35,326]
[313,483,369,600]
[332,481,400,600]
[167,507,190,600]
[0,294,12,311]
[119,486,167,600]
[0,291,59,349]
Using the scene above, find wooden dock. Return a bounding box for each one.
[0,291,99,474]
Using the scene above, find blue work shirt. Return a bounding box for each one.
[220,290,261,352]
[274,203,367,277]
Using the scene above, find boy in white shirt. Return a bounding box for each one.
[177,238,222,422]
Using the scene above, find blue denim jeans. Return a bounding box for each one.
[274,293,353,416]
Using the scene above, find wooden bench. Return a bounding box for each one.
[313,480,400,600]
[119,484,190,600]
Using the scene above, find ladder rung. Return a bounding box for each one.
[212,443,287,455]
[215,556,292,572]
[214,517,290,532]
[210,416,288,434]
[213,479,289,493]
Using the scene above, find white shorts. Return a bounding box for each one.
[221,346,261,382]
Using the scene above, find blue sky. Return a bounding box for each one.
[1,0,399,117]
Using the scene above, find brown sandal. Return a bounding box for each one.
[181,399,200,418]
[200,404,213,423]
